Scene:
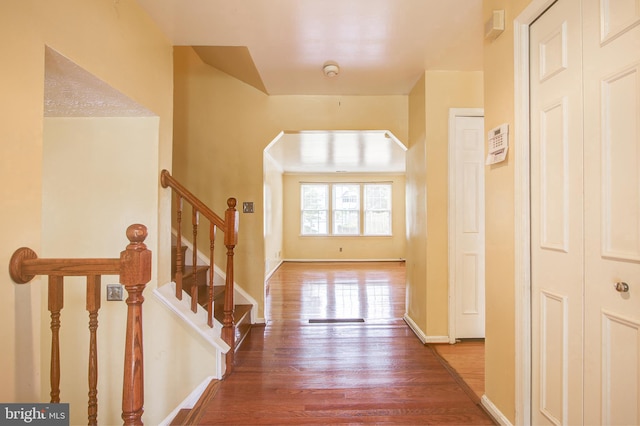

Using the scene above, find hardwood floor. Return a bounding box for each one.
[197,262,494,425]
[430,341,485,402]
[266,261,407,322]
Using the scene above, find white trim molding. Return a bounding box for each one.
[153,282,230,379]
[403,314,428,344]
[424,335,450,344]
[157,376,215,426]
[265,259,284,281]
[482,395,514,426]
[403,314,449,344]
[514,1,557,425]
[447,108,484,344]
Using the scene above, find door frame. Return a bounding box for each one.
[447,108,484,344]
[514,1,558,424]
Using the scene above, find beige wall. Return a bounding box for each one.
[43,117,155,424]
[425,71,484,336]
[406,71,484,337]
[0,1,198,424]
[406,75,429,330]
[1,1,44,404]
[282,174,406,260]
[483,0,532,423]
[263,153,284,276]
[42,118,218,425]
[173,46,408,319]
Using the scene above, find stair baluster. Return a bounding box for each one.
[208,223,216,327]
[223,198,238,377]
[86,275,100,426]
[49,275,64,403]
[191,209,199,313]
[175,196,184,300]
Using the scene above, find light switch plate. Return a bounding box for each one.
[106,284,123,301]
[243,202,254,213]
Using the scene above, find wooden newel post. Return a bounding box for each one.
[119,224,152,426]
[222,198,239,376]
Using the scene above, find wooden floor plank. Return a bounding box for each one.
[197,262,493,425]
[431,341,486,401]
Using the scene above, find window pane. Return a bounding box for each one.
[301,184,328,210]
[301,184,328,235]
[365,211,391,235]
[364,184,391,209]
[302,211,328,234]
[333,184,360,235]
[334,210,359,235]
[364,184,392,235]
[333,184,360,210]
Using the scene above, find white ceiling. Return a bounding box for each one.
[266,131,407,173]
[133,0,483,173]
[135,0,484,96]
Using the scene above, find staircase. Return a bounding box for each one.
[161,169,250,378]
[172,246,253,353]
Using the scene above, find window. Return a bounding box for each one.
[364,183,392,235]
[300,182,392,236]
[301,184,328,235]
[333,184,360,235]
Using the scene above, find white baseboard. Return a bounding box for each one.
[481,395,513,426]
[265,260,284,281]
[157,376,215,426]
[424,335,450,343]
[403,314,427,344]
[403,314,450,344]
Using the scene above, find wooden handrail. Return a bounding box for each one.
[9,224,151,426]
[11,256,121,279]
[161,169,225,229]
[160,169,239,377]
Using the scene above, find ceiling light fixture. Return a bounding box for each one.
[323,63,340,78]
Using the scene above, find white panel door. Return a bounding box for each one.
[530,0,585,423]
[583,0,640,423]
[453,116,485,338]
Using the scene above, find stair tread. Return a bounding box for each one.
[214,303,252,323]
[181,264,210,279]
[171,251,253,355]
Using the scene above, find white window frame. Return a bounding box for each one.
[300,184,329,235]
[363,183,392,236]
[300,182,392,236]
[332,183,361,235]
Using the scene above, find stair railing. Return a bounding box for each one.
[8,224,152,426]
[160,169,239,376]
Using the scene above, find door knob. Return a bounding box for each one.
[614,282,629,293]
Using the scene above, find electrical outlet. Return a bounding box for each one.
[106,284,123,301]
